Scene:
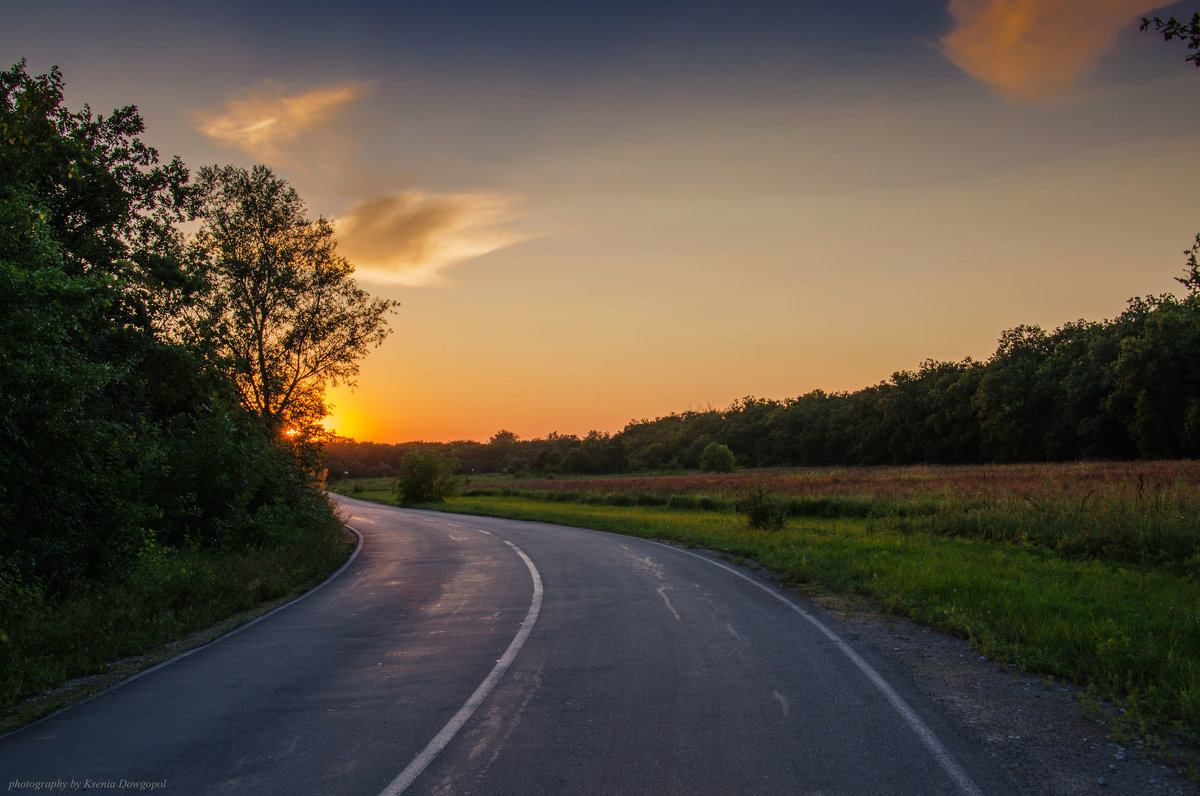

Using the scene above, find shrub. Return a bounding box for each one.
[736,483,788,530]
[394,450,459,505]
[699,442,736,473]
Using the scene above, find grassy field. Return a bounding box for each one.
[332,460,1200,769]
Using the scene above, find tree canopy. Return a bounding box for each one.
[1,60,198,595]
[187,164,397,438]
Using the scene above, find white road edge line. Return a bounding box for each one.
[668,545,984,796]
[379,533,544,796]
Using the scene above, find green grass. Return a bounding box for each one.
[331,467,1200,766]
[335,476,396,505]
[0,506,353,730]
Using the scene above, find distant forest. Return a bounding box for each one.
[328,252,1200,479]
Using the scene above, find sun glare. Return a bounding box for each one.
[321,401,372,442]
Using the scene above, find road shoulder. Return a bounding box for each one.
[777,575,1199,795]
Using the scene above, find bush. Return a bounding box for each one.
[699,442,736,473]
[736,483,788,530]
[394,450,459,505]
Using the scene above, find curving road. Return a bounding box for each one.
[0,495,1017,794]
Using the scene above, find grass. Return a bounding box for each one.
[458,461,1200,570]
[0,504,354,732]
[332,461,1200,770]
[335,476,397,505]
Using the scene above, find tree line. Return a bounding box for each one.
[328,247,1200,479]
[0,61,393,616]
[332,10,1200,484]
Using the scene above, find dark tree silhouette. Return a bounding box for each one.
[1141,12,1200,67]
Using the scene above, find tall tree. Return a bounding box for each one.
[188,165,397,438]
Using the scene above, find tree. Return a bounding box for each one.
[973,325,1055,462]
[188,165,397,437]
[0,60,196,595]
[1176,232,1200,295]
[699,442,736,473]
[1108,293,1200,458]
[562,430,627,474]
[394,449,459,505]
[1141,12,1200,67]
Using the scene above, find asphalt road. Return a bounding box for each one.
[0,495,1017,794]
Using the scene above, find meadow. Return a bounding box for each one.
[335,460,1200,769]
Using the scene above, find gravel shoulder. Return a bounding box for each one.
[799,585,1200,795]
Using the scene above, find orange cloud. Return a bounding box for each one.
[334,191,528,286]
[196,81,369,160]
[940,0,1174,102]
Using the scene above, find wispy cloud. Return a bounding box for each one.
[334,191,529,286]
[196,81,370,160]
[939,0,1174,102]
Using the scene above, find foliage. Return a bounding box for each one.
[0,60,194,600]
[698,442,736,473]
[735,482,786,530]
[394,449,459,505]
[186,164,397,437]
[1179,233,1200,295]
[1142,12,1200,67]
[0,61,370,704]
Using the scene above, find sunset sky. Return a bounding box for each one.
[5,1,1200,443]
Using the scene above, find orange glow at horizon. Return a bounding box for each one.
[321,399,380,442]
[318,333,1004,445]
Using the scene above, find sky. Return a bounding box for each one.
[4,0,1200,443]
